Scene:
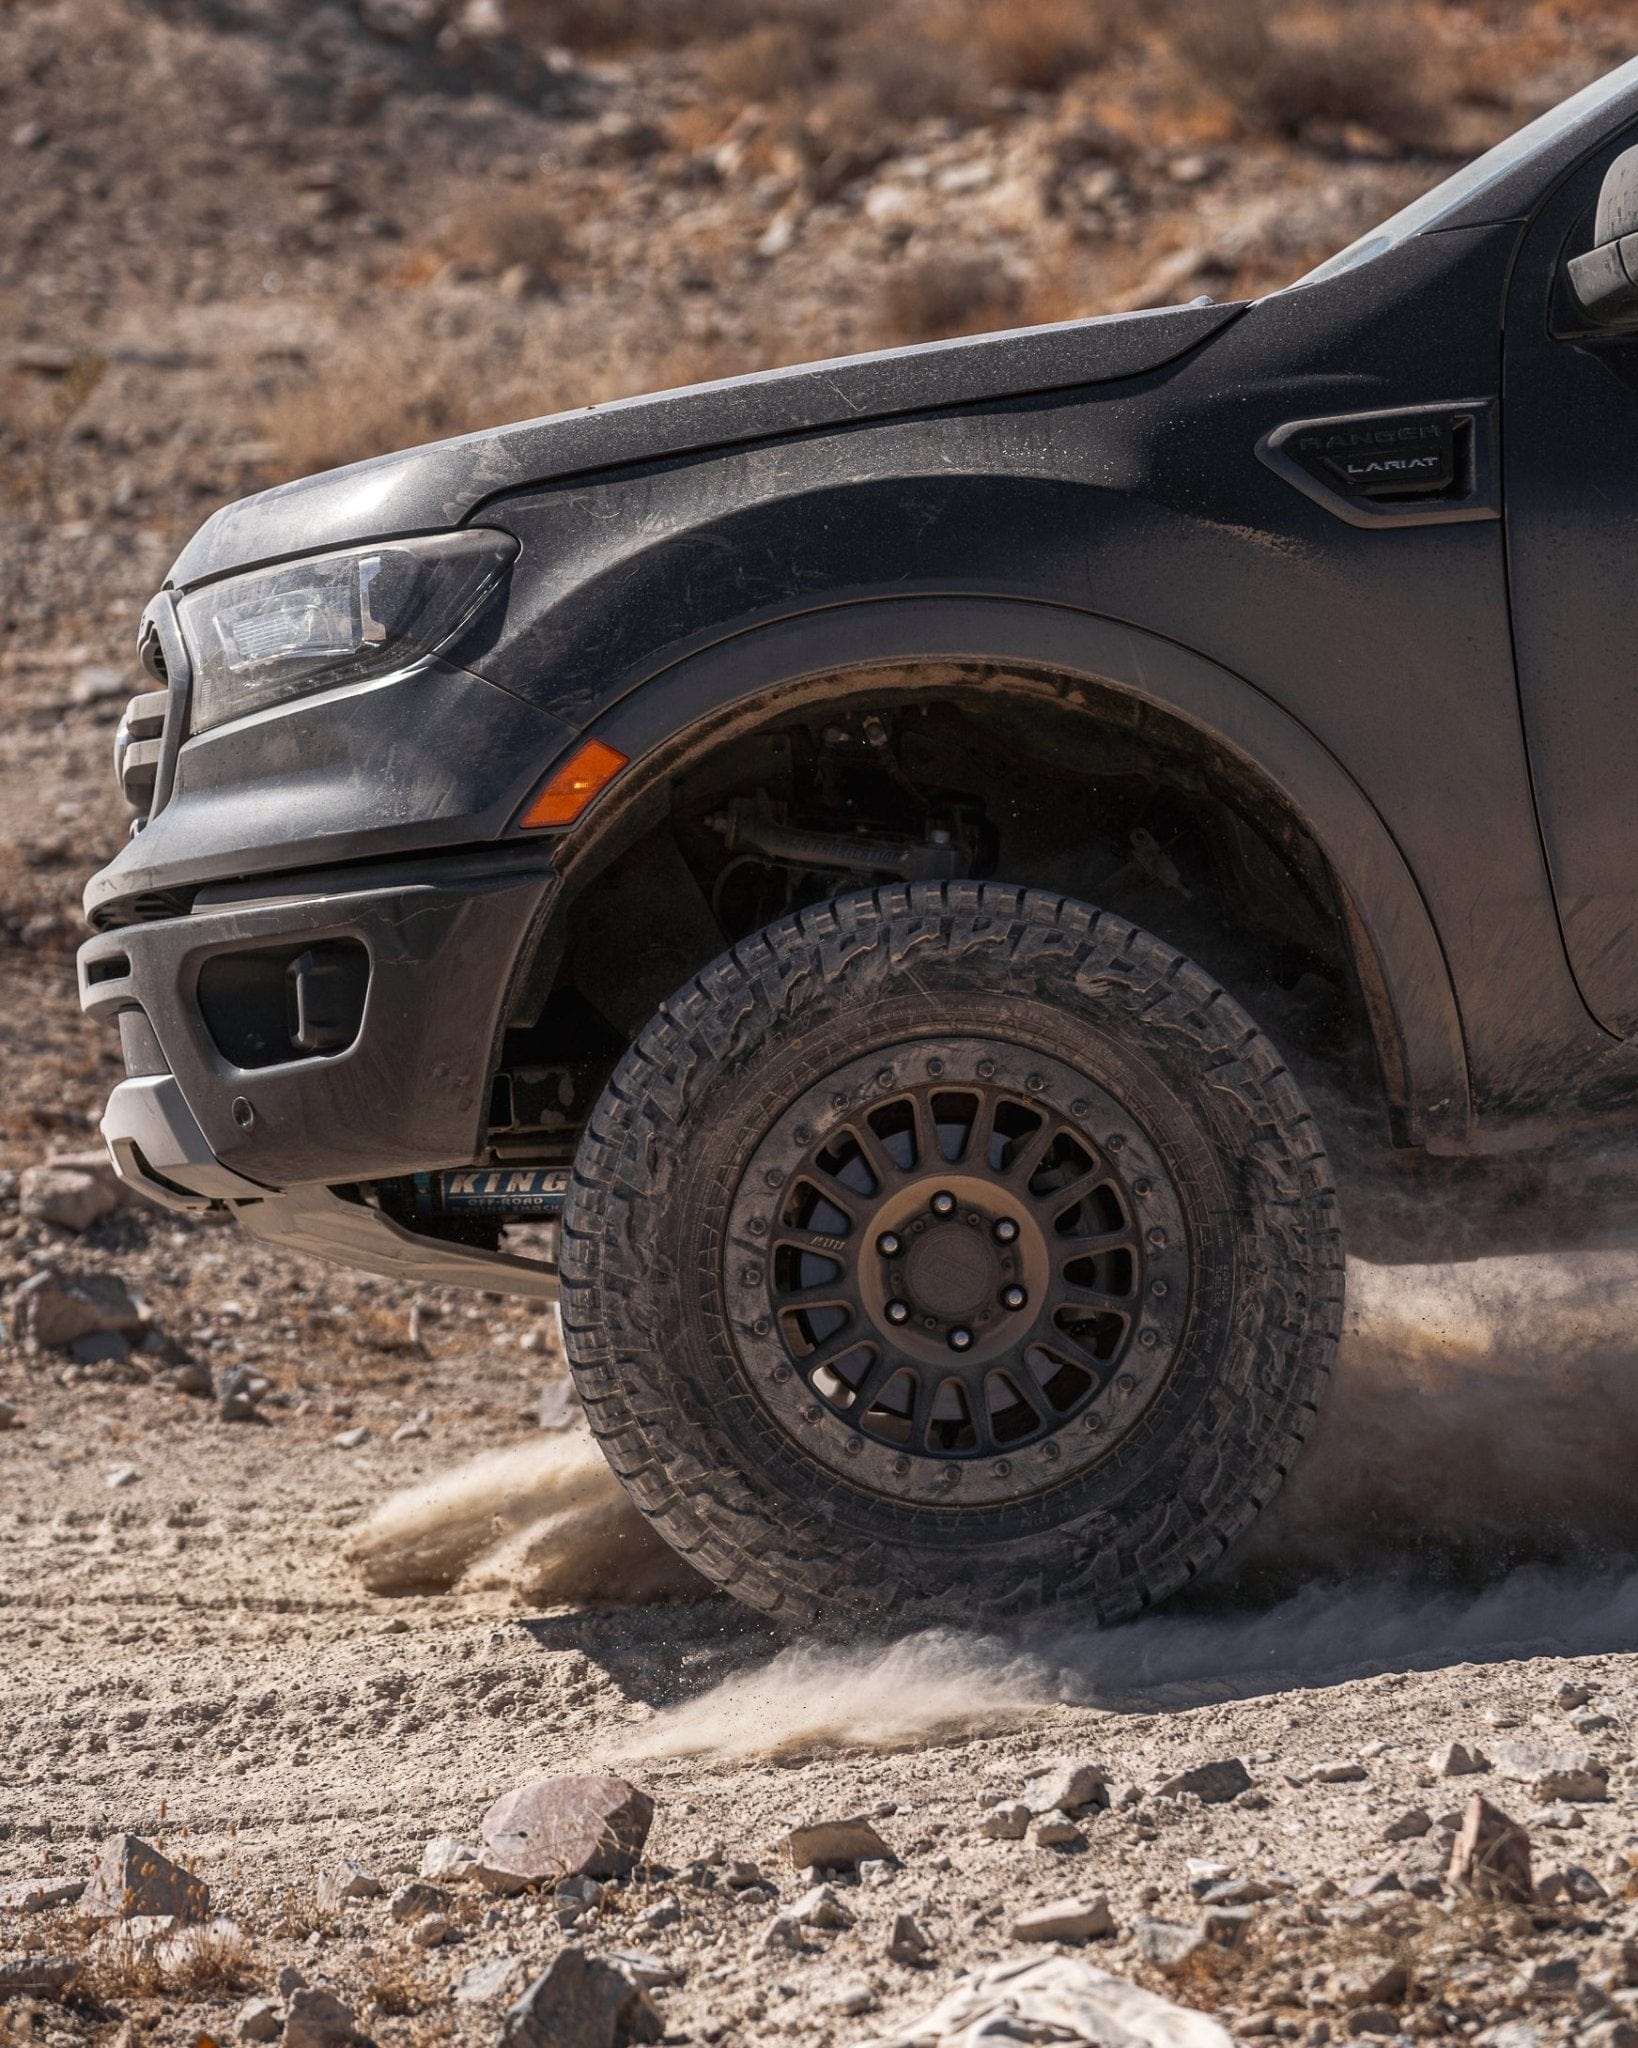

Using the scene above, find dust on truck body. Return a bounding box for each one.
[80,59,1638,1623]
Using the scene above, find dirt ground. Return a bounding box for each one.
[10,3,1638,2044]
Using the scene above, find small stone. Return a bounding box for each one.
[1449,1793,1533,1902]
[421,1836,481,1881]
[1313,1761,1368,1783]
[552,1874,608,1927]
[723,1859,764,1889]
[318,1859,382,1912]
[1020,1760,1110,1816]
[1556,1683,1595,1710]
[481,1774,655,1886]
[501,1946,662,2048]
[1430,1741,1489,1778]
[859,1858,895,1886]
[283,1985,370,2048]
[0,1400,20,1430]
[1341,2008,1398,2038]
[82,1833,208,1922]
[391,1417,428,1443]
[0,1955,79,1994]
[1536,1862,1607,1903]
[1187,1859,1233,1897]
[831,1974,877,2016]
[411,1912,452,1947]
[607,1950,678,1990]
[1201,1904,1258,1947]
[1200,1878,1280,1906]
[276,1964,309,1997]
[332,1426,370,1449]
[1331,1956,1409,2009]
[639,1899,680,1930]
[980,1800,1032,1840]
[1132,1916,1205,1970]
[788,1883,854,1930]
[19,1160,121,1233]
[454,1953,524,2004]
[785,1816,893,1870]
[238,1995,283,2042]
[1153,1759,1251,1804]
[888,1912,934,1965]
[0,1877,85,1911]
[389,1880,451,1922]
[219,1365,272,1423]
[1383,1807,1432,1842]
[1013,1895,1115,1943]
[537,1378,582,1431]
[1031,1809,1086,1848]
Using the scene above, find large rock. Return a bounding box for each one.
[284,1986,373,2048]
[11,1267,145,1351]
[0,1956,80,1996]
[0,1876,85,1911]
[850,1953,1236,2048]
[479,1775,654,1886]
[501,1947,662,2048]
[19,1157,122,1233]
[1448,1794,1532,1902]
[1011,1896,1114,1944]
[1153,1759,1250,1805]
[786,1816,894,1871]
[81,1833,208,1923]
[1491,1741,1609,1803]
[1020,1760,1110,1817]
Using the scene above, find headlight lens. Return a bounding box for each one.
[177,529,518,736]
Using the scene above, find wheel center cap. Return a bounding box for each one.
[903,1224,997,1320]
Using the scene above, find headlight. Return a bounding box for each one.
[177,530,518,736]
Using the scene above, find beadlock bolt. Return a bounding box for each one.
[885,1299,911,1325]
[878,1231,902,1258]
[948,1326,974,1352]
[930,1189,957,1217]
[993,1217,1019,1244]
[1001,1284,1027,1311]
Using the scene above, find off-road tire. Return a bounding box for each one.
[560,882,1342,1626]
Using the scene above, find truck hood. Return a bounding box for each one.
[168,299,1243,589]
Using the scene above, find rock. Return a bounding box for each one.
[219,1365,272,1423]
[0,1876,85,1911]
[107,1463,140,1488]
[1011,1895,1114,1943]
[1556,1683,1594,1710]
[1330,1956,1408,2008]
[454,1953,524,2004]
[1341,2008,1399,2037]
[1132,1917,1206,1970]
[723,1859,764,1889]
[277,1964,309,1997]
[1383,1807,1433,1842]
[0,1955,79,1995]
[1492,1740,1609,1802]
[1201,1904,1257,1947]
[0,1400,20,1429]
[1313,1760,1368,1783]
[831,1973,877,2016]
[858,1954,1236,2048]
[332,1426,370,1449]
[860,1858,895,1886]
[82,1833,208,1922]
[421,1835,482,1881]
[500,1946,662,2048]
[786,1815,893,1870]
[1448,1794,1533,1902]
[639,1899,680,1930]
[1200,1878,1280,1906]
[605,1951,677,1992]
[238,1996,283,2042]
[888,1912,934,1965]
[1186,1859,1232,1897]
[788,1883,854,1930]
[537,1378,582,1430]
[1348,1870,1403,1898]
[411,1912,452,1947]
[1430,1741,1488,1777]
[1020,1760,1110,1816]
[1030,1810,1086,1849]
[284,1986,372,2048]
[1153,1759,1251,1804]
[389,1880,451,1922]
[979,1800,1031,1840]
[12,1266,145,1350]
[317,1859,382,1912]
[480,1774,655,1886]
[19,1160,121,1232]
[1536,1862,1607,1903]
[552,1875,609,1927]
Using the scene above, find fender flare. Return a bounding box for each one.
[562,595,1471,1146]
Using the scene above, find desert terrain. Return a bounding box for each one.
[8,2,1638,2044]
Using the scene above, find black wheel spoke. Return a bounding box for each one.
[1058,1227,1137,1261]
[847,1349,902,1414]
[1007,1117,1059,1187]
[1057,1282,1133,1315]
[774,1225,854,1260]
[1041,1166,1112,1221]
[846,1119,902,1195]
[798,1321,866,1377]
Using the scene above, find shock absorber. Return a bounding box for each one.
[384,1166,571,1224]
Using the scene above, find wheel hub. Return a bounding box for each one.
[723,1036,1191,1510]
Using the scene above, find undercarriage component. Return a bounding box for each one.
[378,1164,570,1223]
[705,794,969,884]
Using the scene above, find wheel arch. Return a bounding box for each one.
[526,596,1470,1148]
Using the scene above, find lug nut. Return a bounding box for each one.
[930,1190,957,1218]
[993,1217,1019,1244]
[1001,1284,1027,1311]
[885,1299,911,1325]
[948,1326,974,1351]
[877,1231,902,1258]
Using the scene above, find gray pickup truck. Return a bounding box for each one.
[81,57,1638,1624]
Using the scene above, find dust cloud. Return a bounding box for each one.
[350,1251,1638,1759]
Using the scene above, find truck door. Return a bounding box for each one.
[1504,122,1638,1038]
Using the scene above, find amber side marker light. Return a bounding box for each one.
[518,738,630,829]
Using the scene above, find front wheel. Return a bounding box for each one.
[560,882,1341,1626]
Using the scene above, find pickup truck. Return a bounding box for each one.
[80,57,1638,1625]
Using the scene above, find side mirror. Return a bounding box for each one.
[1568,143,1638,331]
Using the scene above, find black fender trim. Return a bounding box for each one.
[546,596,1471,1146]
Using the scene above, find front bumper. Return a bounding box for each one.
[79,849,557,1193]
